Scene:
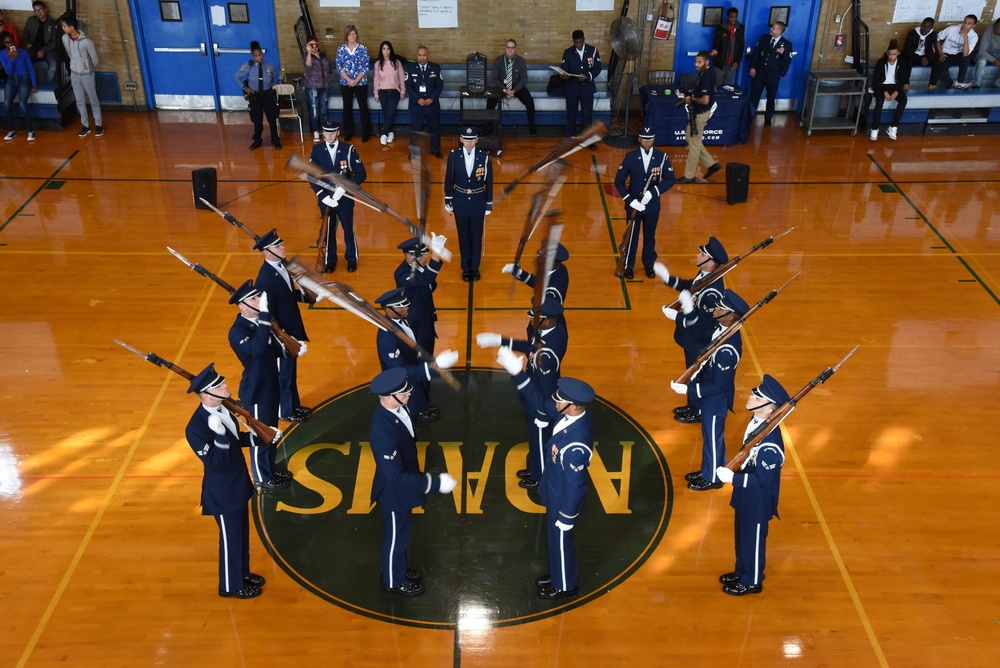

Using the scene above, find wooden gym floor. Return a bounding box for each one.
[2,111,999,667]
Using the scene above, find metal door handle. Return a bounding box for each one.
[213,43,219,57]
[200,42,206,56]
[153,46,204,54]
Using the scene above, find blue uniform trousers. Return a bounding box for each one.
[455,214,485,272]
[565,85,595,136]
[277,356,301,418]
[696,393,729,481]
[248,399,279,483]
[214,506,250,593]
[380,507,413,589]
[411,107,441,154]
[325,205,358,265]
[623,209,659,272]
[734,512,769,587]
[546,506,578,591]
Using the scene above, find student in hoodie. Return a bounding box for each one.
[59,13,102,137]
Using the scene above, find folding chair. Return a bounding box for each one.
[274,83,303,144]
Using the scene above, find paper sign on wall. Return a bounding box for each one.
[417,0,458,28]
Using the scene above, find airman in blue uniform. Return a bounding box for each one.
[748,22,793,125]
[309,120,367,273]
[560,29,602,137]
[444,127,493,281]
[503,242,571,306]
[404,46,444,157]
[393,234,449,356]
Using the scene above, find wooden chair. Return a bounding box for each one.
[274,83,303,144]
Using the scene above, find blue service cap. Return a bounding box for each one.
[228,279,260,305]
[321,120,340,133]
[397,237,429,255]
[375,287,410,309]
[187,363,225,394]
[537,242,570,262]
[717,289,750,317]
[753,374,790,406]
[370,367,413,396]
[699,236,728,264]
[638,126,656,139]
[553,377,595,405]
[461,126,479,139]
[538,299,564,319]
[253,228,283,252]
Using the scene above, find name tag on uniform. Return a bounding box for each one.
[419,85,427,93]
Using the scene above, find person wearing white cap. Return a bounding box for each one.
[444,126,493,282]
[308,120,367,273]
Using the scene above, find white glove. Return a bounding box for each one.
[670,381,688,395]
[430,232,447,257]
[629,199,645,212]
[208,415,226,435]
[476,332,503,348]
[270,428,283,444]
[444,203,454,214]
[501,263,516,275]
[296,340,308,357]
[332,185,346,202]
[679,290,694,315]
[438,472,457,493]
[321,195,338,208]
[716,466,734,484]
[485,207,492,216]
[496,346,524,375]
[653,262,670,282]
[258,291,269,313]
[434,349,459,370]
[554,520,573,532]
[641,190,653,206]
[313,292,326,303]
[662,305,678,321]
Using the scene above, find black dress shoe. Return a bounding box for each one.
[675,410,702,424]
[705,163,721,180]
[272,469,294,481]
[219,585,261,599]
[624,269,634,279]
[434,152,443,159]
[764,119,772,126]
[687,475,723,491]
[362,136,370,143]
[324,264,336,273]
[405,569,423,583]
[519,478,539,489]
[244,573,266,587]
[471,270,481,281]
[256,478,289,493]
[534,574,551,588]
[719,572,739,585]
[273,141,282,150]
[516,468,532,480]
[347,261,358,273]
[280,413,305,423]
[462,271,472,282]
[249,140,262,150]
[673,405,694,415]
[588,144,597,151]
[684,471,702,483]
[676,176,696,184]
[414,409,441,422]
[424,405,440,417]
[530,126,538,135]
[537,584,579,599]
[723,581,762,596]
[385,579,425,596]
[644,266,656,279]
[291,407,311,420]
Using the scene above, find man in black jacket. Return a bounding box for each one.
[870,41,910,142]
[902,17,941,87]
[711,8,745,87]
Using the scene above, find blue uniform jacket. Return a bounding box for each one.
[731,423,785,522]
[185,405,254,515]
[689,322,742,412]
[256,262,309,341]
[394,258,441,348]
[308,140,366,217]
[404,61,443,108]
[511,264,570,305]
[369,405,441,509]
[668,271,724,351]
[750,35,792,77]
[444,147,493,217]
[376,326,435,386]
[614,148,675,212]
[560,44,602,93]
[510,322,568,402]
[228,312,284,405]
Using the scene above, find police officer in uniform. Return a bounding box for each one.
[254,229,312,423]
[235,40,280,150]
[477,298,568,490]
[670,289,747,491]
[404,46,444,158]
[560,29,602,138]
[374,288,459,422]
[309,120,367,273]
[184,364,271,599]
[716,374,789,596]
[497,347,594,600]
[614,125,676,279]
[444,127,493,282]
[369,367,457,596]
[654,236,728,421]
[748,22,793,126]
[394,234,449,356]
[227,280,291,492]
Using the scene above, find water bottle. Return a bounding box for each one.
[279,67,286,83]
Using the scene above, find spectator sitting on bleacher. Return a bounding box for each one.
[973,19,1000,88]
[903,17,939,84]
[24,1,59,84]
[487,39,537,135]
[870,40,910,142]
[935,14,979,89]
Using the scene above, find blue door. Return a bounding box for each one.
[673,2,748,87]
[742,0,821,112]
[130,0,280,110]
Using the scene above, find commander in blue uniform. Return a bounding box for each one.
[560,29,602,137]
[748,22,793,125]
[309,120,367,273]
[369,368,457,596]
[497,347,595,600]
[184,364,269,599]
[716,374,789,596]
[444,127,493,282]
[670,289,747,491]
[404,46,444,158]
[614,125,675,279]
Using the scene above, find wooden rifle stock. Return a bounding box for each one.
[664,227,796,310]
[315,214,330,274]
[114,340,278,444]
[530,214,563,350]
[724,345,860,471]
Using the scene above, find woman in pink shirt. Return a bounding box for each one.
[373,40,406,145]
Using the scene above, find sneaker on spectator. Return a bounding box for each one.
[4,131,15,141]
[95,126,104,137]
[313,131,321,142]
[952,82,972,89]
[869,128,878,141]
[886,126,897,141]
[380,134,388,145]
[388,132,395,143]
[79,126,90,137]
[27,132,36,142]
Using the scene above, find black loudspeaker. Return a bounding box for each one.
[192,167,218,210]
[466,52,487,95]
[725,162,749,205]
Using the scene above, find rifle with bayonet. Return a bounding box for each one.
[114,339,278,443]
[663,227,796,310]
[614,168,658,278]
[166,247,302,357]
[531,212,564,351]
[725,345,860,472]
[198,197,268,245]
[499,121,607,202]
[674,273,800,385]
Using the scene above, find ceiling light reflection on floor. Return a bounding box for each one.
[0,443,23,498]
[783,636,803,659]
